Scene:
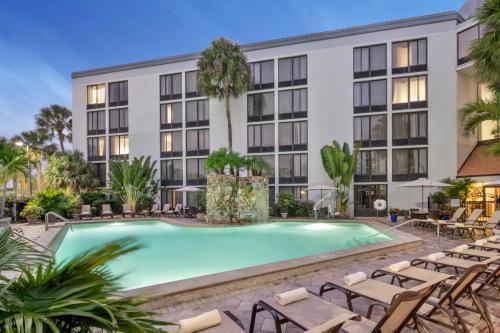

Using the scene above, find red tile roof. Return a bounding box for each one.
[457,142,500,177]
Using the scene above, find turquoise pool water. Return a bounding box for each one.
[55,220,391,289]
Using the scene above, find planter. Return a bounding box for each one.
[281,212,288,219]
[440,213,450,220]
[72,213,80,221]
[390,214,398,223]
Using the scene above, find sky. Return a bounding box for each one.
[0,0,465,138]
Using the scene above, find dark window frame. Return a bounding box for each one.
[278,121,308,152]
[355,150,388,182]
[353,44,387,78]
[186,158,207,185]
[160,73,182,101]
[185,70,203,98]
[392,75,428,110]
[161,159,183,186]
[392,148,428,181]
[247,92,275,122]
[186,129,210,156]
[109,108,128,134]
[108,81,128,107]
[93,162,107,187]
[86,84,106,109]
[278,153,308,184]
[278,88,308,119]
[87,137,106,161]
[457,25,480,65]
[247,123,275,153]
[186,99,209,127]
[160,131,183,158]
[109,135,129,159]
[392,111,428,146]
[353,79,387,113]
[353,114,387,147]
[392,38,428,74]
[160,102,183,129]
[250,60,274,90]
[87,110,106,135]
[278,55,307,87]
[354,184,388,216]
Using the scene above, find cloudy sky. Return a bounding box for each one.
[0,0,464,138]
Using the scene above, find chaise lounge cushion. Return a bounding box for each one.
[171,311,245,333]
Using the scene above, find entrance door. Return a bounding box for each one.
[354,184,387,216]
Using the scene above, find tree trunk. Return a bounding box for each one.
[35,161,43,192]
[224,87,232,152]
[0,187,5,219]
[58,132,65,152]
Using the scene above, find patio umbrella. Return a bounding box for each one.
[174,186,200,192]
[304,184,338,210]
[399,178,451,212]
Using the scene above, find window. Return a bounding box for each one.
[392,75,427,110]
[160,73,182,101]
[278,55,307,87]
[161,159,183,186]
[186,158,207,185]
[161,188,182,208]
[250,60,274,90]
[392,148,428,181]
[392,112,427,145]
[248,92,274,122]
[279,121,307,151]
[353,80,386,113]
[354,184,387,216]
[355,150,387,182]
[392,39,427,73]
[87,84,105,109]
[186,99,209,127]
[87,137,106,161]
[353,115,387,147]
[160,102,182,129]
[353,44,387,78]
[109,135,129,158]
[108,81,128,107]
[279,153,307,184]
[87,111,105,135]
[186,129,209,156]
[109,108,128,133]
[160,131,182,157]
[260,155,275,184]
[458,25,481,65]
[247,124,274,153]
[279,186,308,201]
[278,88,307,119]
[93,163,107,187]
[185,70,202,98]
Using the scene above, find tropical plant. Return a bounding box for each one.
[26,188,74,217]
[442,177,474,207]
[12,129,57,192]
[194,187,207,213]
[205,148,245,175]
[198,37,251,151]
[19,205,45,222]
[108,156,159,212]
[320,141,359,216]
[0,138,27,218]
[243,156,272,177]
[45,151,100,192]
[429,191,449,210]
[0,227,170,332]
[35,104,72,152]
[276,191,294,214]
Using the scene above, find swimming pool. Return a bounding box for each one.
[54,220,391,290]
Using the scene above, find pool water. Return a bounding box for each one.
[55,220,391,289]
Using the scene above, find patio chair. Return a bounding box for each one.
[122,204,134,218]
[249,288,359,333]
[100,204,113,219]
[468,210,500,239]
[173,204,182,216]
[411,252,498,275]
[444,246,500,261]
[80,205,92,220]
[371,262,453,287]
[469,239,500,251]
[445,208,483,238]
[161,204,173,217]
[431,207,466,233]
[173,310,245,333]
[149,203,159,216]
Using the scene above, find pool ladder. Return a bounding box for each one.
[45,211,72,232]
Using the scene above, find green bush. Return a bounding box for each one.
[28,189,73,217]
[4,196,32,222]
[80,191,107,205]
[294,200,315,217]
[276,191,294,214]
[19,206,45,220]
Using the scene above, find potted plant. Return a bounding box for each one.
[276,191,294,219]
[440,205,452,220]
[69,208,81,221]
[388,208,399,223]
[20,206,45,224]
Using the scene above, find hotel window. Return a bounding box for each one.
[278,88,307,119]
[87,137,106,161]
[186,158,207,185]
[278,55,307,87]
[260,155,275,184]
[109,108,128,134]
[160,103,182,129]
[392,112,427,146]
[109,135,129,159]
[250,60,274,90]
[87,84,105,109]
[186,129,210,156]
[248,92,274,122]
[392,39,427,74]
[353,44,387,78]
[279,121,307,152]
[93,162,107,187]
[87,110,106,135]
[355,150,387,182]
[353,115,387,147]
[160,73,182,101]
[185,70,202,98]
[392,75,427,110]
[186,99,209,127]
[392,148,428,181]
[354,184,387,216]
[247,123,274,153]
[161,159,183,186]
[353,80,386,113]
[160,131,182,157]
[279,153,307,184]
[108,81,128,107]
[279,186,308,201]
[161,188,182,208]
[458,25,481,65]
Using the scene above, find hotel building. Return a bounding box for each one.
[71,0,500,216]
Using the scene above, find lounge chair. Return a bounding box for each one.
[469,239,500,252]
[468,210,500,239]
[431,207,466,233]
[173,204,182,216]
[249,288,359,333]
[444,246,500,261]
[411,253,497,275]
[445,208,484,238]
[150,203,160,216]
[161,204,173,217]
[172,310,245,333]
[101,204,113,219]
[371,263,452,287]
[80,205,92,220]
[122,204,134,218]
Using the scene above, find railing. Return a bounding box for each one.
[12,229,55,257]
[45,211,72,231]
[366,218,416,239]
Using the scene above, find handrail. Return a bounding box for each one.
[366,218,416,238]
[12,230,55,257]
[45,211,72,231]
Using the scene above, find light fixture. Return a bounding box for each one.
[15,141,24,147]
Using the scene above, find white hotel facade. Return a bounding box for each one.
[72,0,498,216]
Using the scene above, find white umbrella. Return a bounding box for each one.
[399,178,451,212]
[174,186,200,192]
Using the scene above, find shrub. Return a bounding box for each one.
[430,191,449,210]
[276,191,294,214]
[80,191,106,206]
[93,198,122,215]
[4,196,32,222]
[28,188,72,217]
[294,200,315,217]
[20,206,45,221]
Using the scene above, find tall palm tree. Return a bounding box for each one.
[197,37,251,152]
[35,104,72,152]
[0,139,27,218]
[11,130,57,192]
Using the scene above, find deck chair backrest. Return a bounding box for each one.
[151,203,158,211]
[450,207,466,222]
[163,204,170,212]
[123,204,130,212]
[82,205,91,213]
[440,263,487,306]
[485,210,500,227]
[102,204,111,212]
[374,281,437,333]
[465,208,484,224]
[175,204,182,211]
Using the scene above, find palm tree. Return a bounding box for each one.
[35,104,72,152]
[197,37,251,152]
[243,156,272,177]
[12,130,57,192]
[0,139,27,218]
